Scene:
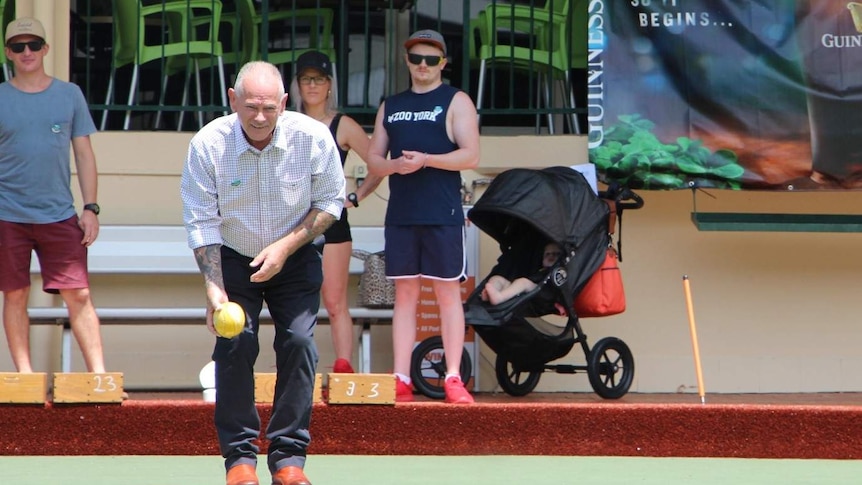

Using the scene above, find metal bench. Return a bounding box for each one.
[28,225,392,374]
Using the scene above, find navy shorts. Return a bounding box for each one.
[384,225,465,281]
[323,208,351,244]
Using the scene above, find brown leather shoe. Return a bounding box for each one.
[271,466,311,485]
[226,464,259,485]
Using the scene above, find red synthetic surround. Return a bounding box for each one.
[1,400,861,458]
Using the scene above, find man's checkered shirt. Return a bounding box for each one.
[181,111,345,257]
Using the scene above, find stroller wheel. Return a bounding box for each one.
[410,336,473,400]
[494,354,541,397]
[587,337,635,399]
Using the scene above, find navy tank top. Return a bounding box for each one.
[322,112,351,244]
[328,113,349,165]
[382,84,463,226]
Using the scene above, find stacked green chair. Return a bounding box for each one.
[233,0,336,78]
[566,0,587,133]
[190,0,336,98]
[101,0,228,131]
[472,0,583,134]
[184,4,242,77]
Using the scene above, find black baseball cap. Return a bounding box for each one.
[296,51,333,77]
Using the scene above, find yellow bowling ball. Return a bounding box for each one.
[214,302,246,339]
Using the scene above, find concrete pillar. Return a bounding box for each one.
[14,0,70,80]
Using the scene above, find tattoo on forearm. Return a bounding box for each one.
[301,210,336,242]
[194,244,224,291]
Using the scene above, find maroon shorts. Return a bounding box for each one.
[0,217,90,294]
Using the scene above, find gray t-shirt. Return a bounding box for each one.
[0,79,97,223]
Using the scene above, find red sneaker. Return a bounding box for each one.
[444,376,474,404]
[332,358,354,373]
[395,377,414,402]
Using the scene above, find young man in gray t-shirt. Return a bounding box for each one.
[0,17,106,374]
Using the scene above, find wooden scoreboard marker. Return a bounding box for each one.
[52,373,124,403]
[255,373,322,404]
[327,373,395,405]
[0,372,47,404]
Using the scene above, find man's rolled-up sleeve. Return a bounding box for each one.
[180,140,224,250]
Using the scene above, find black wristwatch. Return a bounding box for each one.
[347,192,358,208]
[83,203,100,215]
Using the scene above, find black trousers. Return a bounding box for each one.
[213,244,321,473]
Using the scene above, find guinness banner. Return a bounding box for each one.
[588,0,862,190]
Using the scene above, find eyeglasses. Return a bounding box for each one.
[7,40,44,54]
[298,75,328,86]
[407,53,444,67]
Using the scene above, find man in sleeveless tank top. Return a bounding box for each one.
[366,29,481,404]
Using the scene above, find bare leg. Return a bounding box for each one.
[485,278,537,306]
[321,241,354,364]
[3,286,34,373]
[433,279,466,376]
[59,287,106,373]
[392,277,420,377]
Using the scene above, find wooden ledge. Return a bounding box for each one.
[691,212,862,232]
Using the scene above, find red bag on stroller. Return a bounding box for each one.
[573,247,625,317]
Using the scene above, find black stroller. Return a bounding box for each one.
[409,167,643,399]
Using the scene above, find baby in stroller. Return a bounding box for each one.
[481,242,562,306]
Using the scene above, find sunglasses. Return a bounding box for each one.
[298,75,328,86]
[7,40,44,54]
[407,53,444,67]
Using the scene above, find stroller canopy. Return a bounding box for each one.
[468,167,609,249]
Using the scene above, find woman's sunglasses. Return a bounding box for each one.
[7,40,44,54]
[407,53,444,67]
